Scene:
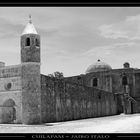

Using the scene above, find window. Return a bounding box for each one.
[5,83,12,90]
[92,78,98,87]
[77,76,81,80]
[122,76,128,86]
[26,38,30,46]
[98,94,101,99]
[36,38,40,46]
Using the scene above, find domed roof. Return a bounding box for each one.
[85,59,112,74]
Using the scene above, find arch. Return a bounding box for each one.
[36,38,40,46]
[1,99,16,123]
[3,99,16,107]
[122,76,128,86]
[91,78,98,87]
[26,37,30,46]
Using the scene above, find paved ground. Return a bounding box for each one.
[0,114,140,133]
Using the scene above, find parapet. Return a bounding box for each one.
[0,62,5,68]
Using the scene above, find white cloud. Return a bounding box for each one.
[99,14,140,40]
[99,24,129,39]
[82,42,136,57]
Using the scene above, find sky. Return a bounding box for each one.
[1,7,140,77]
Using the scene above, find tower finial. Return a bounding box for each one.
[29,14,32,23]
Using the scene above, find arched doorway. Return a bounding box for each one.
[2,99,16,123]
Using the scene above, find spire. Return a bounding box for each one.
[29,14,32,24]
[22,15,38,35]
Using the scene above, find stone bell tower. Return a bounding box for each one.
[21,15,41,124]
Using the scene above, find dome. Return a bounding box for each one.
[85,59,112,74]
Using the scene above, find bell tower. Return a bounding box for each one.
[21,16,41,124]
[21,15,40,63]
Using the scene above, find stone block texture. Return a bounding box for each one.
[0,65,22,124]
[41,75,118,123]
[1,19,140,125]
[21,63,41,124]
[21,34,40,63]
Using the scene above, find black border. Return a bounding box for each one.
[0,1,140,140]
[0,133,140,139]
[0,1,140,6]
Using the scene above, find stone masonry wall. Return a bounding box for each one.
[64,71,112,93]
[111,69,135,114]
[41,75,118,123]
[0,65,22,123]
[21,63,41,124]
[133,72,140,113]
[21,34,40,63]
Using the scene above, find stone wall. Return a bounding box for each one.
[64,71,112,93]
[41,75,118,123]
[0,107,14,123]
[111,69,135,114]
[133,72,140,113]
[84,71,112,92]
[21,63,41,124]
[0,65,21,78]
[0,65,22,123]
[0,91,22,123]
[21,34,40,63]
[134,72,140,97]
[81,69,136,115]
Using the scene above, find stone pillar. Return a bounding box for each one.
[21,63,41,124]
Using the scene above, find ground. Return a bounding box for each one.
[0,114,140,133]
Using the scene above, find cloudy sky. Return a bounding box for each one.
[0,7,140,77]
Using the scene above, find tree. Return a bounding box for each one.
[54,71,64,79]
[47,74,54,78]
[47,71,64,79]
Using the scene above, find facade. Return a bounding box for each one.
[0,18,140,124]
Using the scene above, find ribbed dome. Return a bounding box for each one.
[85,59,112,74]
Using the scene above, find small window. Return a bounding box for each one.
[77,76,81,80]
[98,94,101,99]
[5,83,12,90]
[92,78,98,87]
[36,38,40,46]
[26,38,30,46]
[122,76,128,86]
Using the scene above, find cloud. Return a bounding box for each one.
[99,24,129,39]
[99,14,140,40]
[1,7,140,76]
[82,42,136,57]
[0,17,24,38]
